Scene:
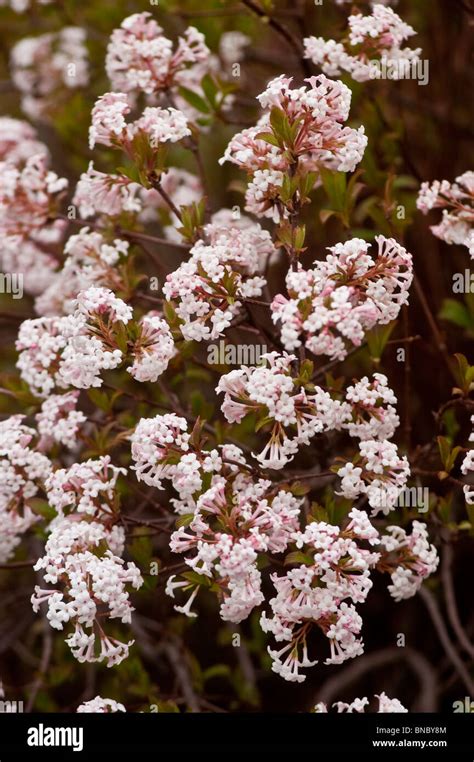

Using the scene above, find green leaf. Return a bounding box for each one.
[439,299,474,330]
[320,169,347,212]
[284,550,313,566]
[176,513,194,528]
[130,535,153,568]
[255,131,281,147]
[200,73,218,107]
[366,321,396,360]
[177,86,210,114]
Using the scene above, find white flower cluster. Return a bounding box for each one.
[217,351,348,469]
[220,74,367,221]
[89,92,190,151]
[271,236,413,361]
[163,215,272,341]
[379,522,439,601]
[36,391,86,450]
[44,455,125,519]
[106,13,210,96]
[77,696,126,713]
[32,517,142,666]
[261,509,380,682]
[315,692,408,713]
[304,4,421,83]
[337,440,410,515]
[17,286,175,396]
[0,415,51,562]
[461,415,474,505]
[36,227,129,317]
[169,470,302,622]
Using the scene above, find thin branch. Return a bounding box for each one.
[163,640,200,712]
[240,0,312,77]
[149,180,183,223]
[55,214,190,250]
[26,615,53,711]
[418,586,474,695]
[441,542,474,659]
[413,274,456,382]
[315,646,438,712]
[0,559,35,569]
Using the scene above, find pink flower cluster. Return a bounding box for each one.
[218,359,401,469]
[162,214,273,341]
[128,311,176,383]
[0,117,49,165]
[32,519,142,666]
[271,236,413,360]
[262,509,437,682]
[36,391,86,450]
[16,288,131,397]
[129,408,436,679]
[106,13,209,96]
[304,4,421,83]
[0,416,51,562]
[337,440,410,515]
[0,153,67,239]
[44,455,125,520]
[343,373,399,441]
[379,522,439,601]
[73,163,143,220]
[261,509,380,681]
[89,92,190,151]
[220,75,367,220]
[169,470,302,622]
[17,287,175,396]
[0,144,67,297]
[217,351,348,469]
[130,413,223,501]
[35,227,130,317]
[32,457,143,666]
[417,171,474,257]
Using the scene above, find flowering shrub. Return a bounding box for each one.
[0,0,472,717]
